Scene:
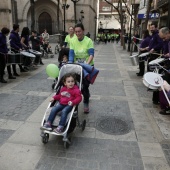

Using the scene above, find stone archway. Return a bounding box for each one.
[38,12,52,34]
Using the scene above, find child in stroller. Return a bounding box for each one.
[42,73,82,133]
[52,48,69,89]
[41,64,86,147]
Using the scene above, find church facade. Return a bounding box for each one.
[0,0,98,39]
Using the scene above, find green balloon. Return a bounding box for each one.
[46,64,59,78]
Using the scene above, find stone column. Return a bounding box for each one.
[0,0,13,29]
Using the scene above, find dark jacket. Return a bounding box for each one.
[162,40,169,55]
[9,30,22,51]
[140,36,151,49]
[21,35,29,49]
[0,33,8,54]
[149,30,163,52]
[30,36,41,51]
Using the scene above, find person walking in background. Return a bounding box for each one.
[63,26,77,48]
[41,29,49,42]
[41,29,50,54]
[116,33,120,43]
[69,23,95,113]
[104,33,107,44]
[86,32,90,38]
[0,27,10,83]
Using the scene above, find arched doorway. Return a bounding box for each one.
[38,12,52,34]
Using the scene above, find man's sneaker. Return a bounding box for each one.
[13,73,20,76]
[84,103,89,114]
[8,75,16,79]
[41,122,52,131]
[159,109,170,115]
[53,126,64,133]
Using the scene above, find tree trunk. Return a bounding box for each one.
[57,0,60,32]
[143,0,152,30]
[120,0,125,49]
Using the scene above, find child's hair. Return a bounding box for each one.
[62,73,76,84]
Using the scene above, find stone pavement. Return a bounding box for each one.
[0,43,170,170]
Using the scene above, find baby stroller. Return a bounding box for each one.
[40,63,86,148]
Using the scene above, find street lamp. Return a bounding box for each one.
[62,0,70,34]
[79,10,84,23]
[94,16,97,40]
[128,0,135,52]
[71,0,80,24]
[99,21,103,29]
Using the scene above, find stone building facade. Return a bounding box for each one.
[0,0,13,29]
[0,0,98,40]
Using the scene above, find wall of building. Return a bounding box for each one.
[0,0,13,29]
[0,0,98,40]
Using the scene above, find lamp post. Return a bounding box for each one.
[62,0,69,43]
[128,0,135,52]
[62,0,70,33]
[94,16,97,41]
[71,0,80,24]
[79,10,84,23]
[99,21,103,29]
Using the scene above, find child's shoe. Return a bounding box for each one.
[53,126,64,133]
[42,121,52,131]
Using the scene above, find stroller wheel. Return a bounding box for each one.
[63,137,71,149]
[44,52,48,59]
[64,141,70,149]
[81,119,86,131]
[41,133,49,144]
[64,135,71,149]
[52,83,55,89]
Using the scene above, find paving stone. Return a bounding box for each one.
[96,63,119,69]
[133,83,152,98]
[139,142,165,157]
[29,70,48,79]
[161,144,170,166]
[90,82,126,96]
[128,71,142,80]
[142,157,170,170]
[12,79,53,92]
[0,93,46,121]
[95,58,117,63]
[97,69,121,78]
[0,129,15,146]
[35,137,144,170]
